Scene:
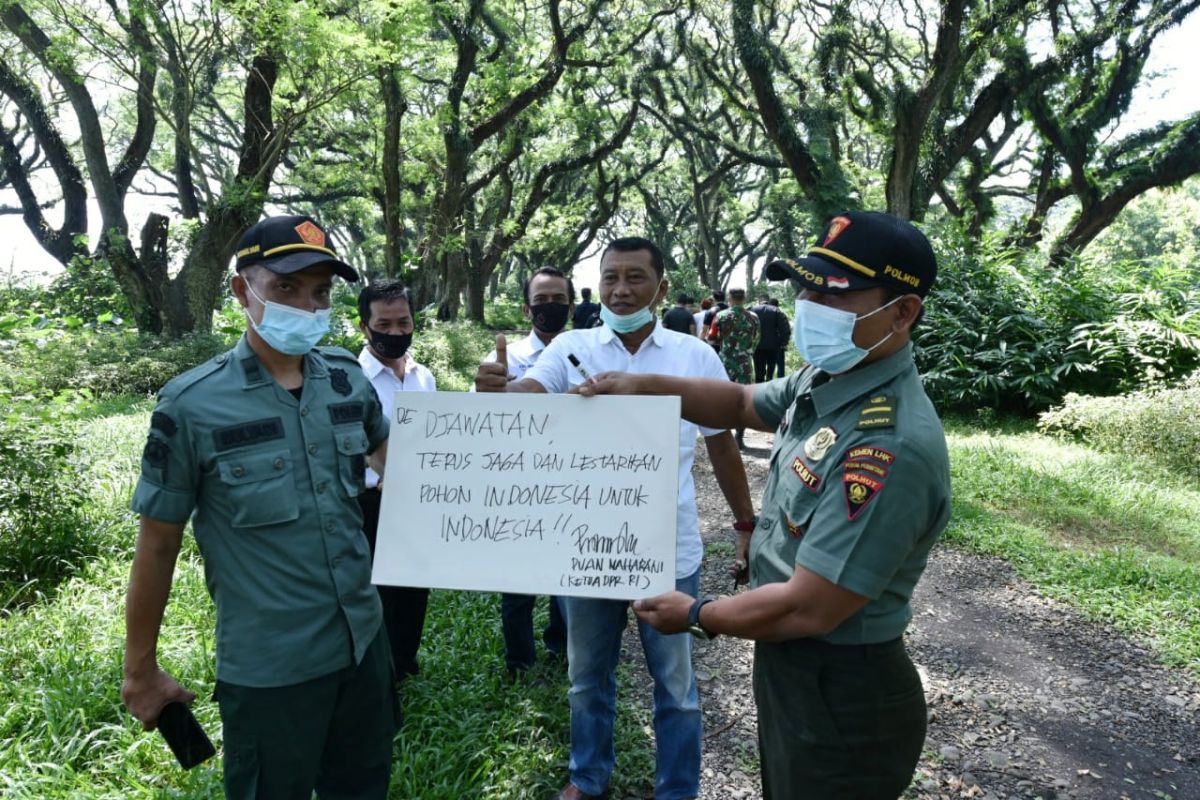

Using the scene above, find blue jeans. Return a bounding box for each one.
[564,570,701,800]
[500,593,566,670]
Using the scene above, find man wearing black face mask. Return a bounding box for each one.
[479,266,575,678]
[356,280,436,681]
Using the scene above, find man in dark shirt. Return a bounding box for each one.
[573,287,600,329]
[663,293,697,334]
[752,295,791,382]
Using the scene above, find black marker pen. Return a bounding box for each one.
[567,353,594,383]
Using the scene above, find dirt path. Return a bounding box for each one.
[616,430,1200,800]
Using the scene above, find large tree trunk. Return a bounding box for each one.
[380,67,406,278]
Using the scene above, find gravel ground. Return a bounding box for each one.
[609,429,1200,800]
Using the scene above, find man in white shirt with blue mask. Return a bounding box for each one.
[475,237,756,800]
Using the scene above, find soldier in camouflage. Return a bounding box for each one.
[714,288,759,445]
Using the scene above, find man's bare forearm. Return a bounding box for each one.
[124,518,185,678]
[706,431,756,521]
[632,374,765,431]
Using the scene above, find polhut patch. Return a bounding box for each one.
[856,394,896,430]
[213,418,285,452]
[843,470,884,521]
[791,456,822,492]
[329,368,352,396]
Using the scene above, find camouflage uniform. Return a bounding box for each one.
[715,304,760,384]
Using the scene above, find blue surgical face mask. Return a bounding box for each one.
[793,295,903,374]
[244,279,331,355]
[599,302,655,334]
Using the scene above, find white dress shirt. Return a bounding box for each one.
[524,321,729,577]
[358,347,437,488]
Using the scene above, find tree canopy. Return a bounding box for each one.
[2,0,1197,333]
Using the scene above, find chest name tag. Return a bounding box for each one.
[329,402,365,425]
[213,417,285,452]
[856,394,896,430]
[791,456,822,492]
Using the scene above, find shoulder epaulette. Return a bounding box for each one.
[856,393,897,430]
[158,350,233,400]
[316,345,360,364]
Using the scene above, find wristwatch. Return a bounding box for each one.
[687,598,718,640]
[732,518,757,533]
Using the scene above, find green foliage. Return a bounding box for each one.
[0,326,231,400]
[1038,376,1200,479]
[1067,265,1200,391]
[914,221,1200,415]
[0,416,97,608]
[412,321,501,392]
[916,232,1091,414]
[946,423,1200,674]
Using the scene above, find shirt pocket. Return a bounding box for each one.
[217,449,300,528]
[333,424,370,497]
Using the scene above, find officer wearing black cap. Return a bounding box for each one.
[578,210,951,799]
[122,215,398,799]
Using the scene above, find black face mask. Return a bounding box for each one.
[529,302,570,334]
[369,328,412,360]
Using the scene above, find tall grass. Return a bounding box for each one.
[945,421,1200,673]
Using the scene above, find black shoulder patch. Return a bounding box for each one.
[329,402,365,425]
[213,418,285,452]
[856,394,897,430]
[329,368,352,396]
[143,436,170,468]
[150,411,178,437]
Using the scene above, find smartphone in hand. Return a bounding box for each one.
[157,701,216,769]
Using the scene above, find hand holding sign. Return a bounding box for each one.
[474,334,511,392]
[572,371,644,397]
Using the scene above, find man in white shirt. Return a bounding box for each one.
[357,280,437,680]
[475,238,756,800]
[479,267,575,677]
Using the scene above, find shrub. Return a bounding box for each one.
[415,320,504,392]
[0,415,97,606]
[1037,374,1200,478]
[0,327,231,400]
[913,222,1200,416]
[915,234,1091,414]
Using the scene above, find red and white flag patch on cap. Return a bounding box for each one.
[828,276,850,289]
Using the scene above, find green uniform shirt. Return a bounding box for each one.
[131,336,389,687]
[750,343,950,645]
[715,305,759,384]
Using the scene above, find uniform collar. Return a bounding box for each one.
[233,334,328,390]
[810,342,916,418]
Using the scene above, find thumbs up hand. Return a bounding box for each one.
[474,334,512,393]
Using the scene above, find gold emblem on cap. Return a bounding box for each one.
[294,220,326,248]
[804,427,837,461]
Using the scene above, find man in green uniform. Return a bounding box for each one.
[713,288,759,447]
[578,211,950,799]
[121,215,397,799]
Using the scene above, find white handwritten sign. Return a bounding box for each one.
[372,392,680,599]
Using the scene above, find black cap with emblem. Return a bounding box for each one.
[764,211,936,298]
[235,215,359,282]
